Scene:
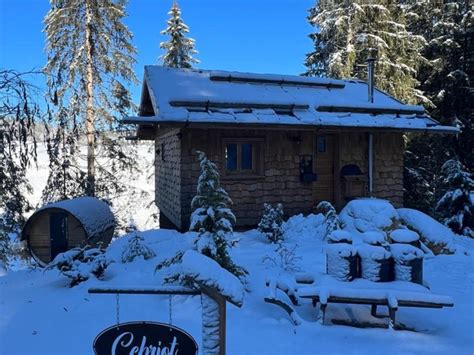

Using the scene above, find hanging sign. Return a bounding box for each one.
[93,321,198,355]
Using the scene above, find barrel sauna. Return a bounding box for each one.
[21,197,115,266]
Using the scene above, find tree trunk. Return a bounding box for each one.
[85,0,95,196]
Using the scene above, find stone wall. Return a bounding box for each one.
[155,128,182,229]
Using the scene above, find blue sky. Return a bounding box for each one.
[0,0,314,102]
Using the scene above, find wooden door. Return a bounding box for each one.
[50,212,69,260]
[313,134,335,205]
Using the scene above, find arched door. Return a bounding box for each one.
[50,212,69,260]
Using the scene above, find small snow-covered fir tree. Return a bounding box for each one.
[436,159,473,237]
[316,201,341,236]
[190,151,246,278]
[121,232,156,263]
[258,203,285,243]
[46,246,112,287]
[160,1,199,68]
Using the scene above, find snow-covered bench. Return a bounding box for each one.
[297,276,453,329]
[264,274,453,329]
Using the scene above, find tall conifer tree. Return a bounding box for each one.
[403,1,473,214]
[160,1,199,68]
[43,0,138,199]
[305,0,426,103]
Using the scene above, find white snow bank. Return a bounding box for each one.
[397,208,456,254]
[340,198,399,235]
[362,231,387,245]
[390,244,424,261]
[389,229,420,243]
[328,230,352,243]
[282,213,325,240]
[170,250,245,307]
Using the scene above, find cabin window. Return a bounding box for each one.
[317,136,327,153]
[223,138,263,177]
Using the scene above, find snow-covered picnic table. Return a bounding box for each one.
[265,274,453,329]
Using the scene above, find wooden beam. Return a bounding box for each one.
[88,286,201,295]
[169,100,310,111]
[209,74,345,89]
[316,105,425,115]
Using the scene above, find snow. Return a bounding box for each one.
[36,197,115,238]
[297,276,453,307]
[1,217,474,354]
[339,198,400,236]
[362,231,387,245]
[326,244,358,281]
[125,66,458,133]
[389,229,420,244]
[390,244,424,261]
[398,208,457,254]
[167,250,244,307]
[328,230,353,243]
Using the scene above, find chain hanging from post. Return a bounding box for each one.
[116,293,120,329]
[169,295,173,326]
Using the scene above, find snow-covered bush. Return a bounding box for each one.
[262,243,301,273]
[327,230,352,244]
[189,151,246,278]
[436,159,473,238]
[46,246,112,287]
[316,201,341,236]
[258,203,284,243]
[121,232,156,263]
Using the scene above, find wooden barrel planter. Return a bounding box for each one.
[21,197,115,266]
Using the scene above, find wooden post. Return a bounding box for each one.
[201,291,227,355]
[388,307,396,330]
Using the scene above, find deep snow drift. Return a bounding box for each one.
[1,210,473,354]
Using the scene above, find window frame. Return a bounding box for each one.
[222,137,264,179]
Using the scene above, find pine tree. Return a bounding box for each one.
[189,151,245,278]
[436,159,473,237]
[160,1,199,68]
[0,70,45,267]
[121,232,156,263]
[305,0,426,103]
[258,203,285,243]
[43,0,138,199]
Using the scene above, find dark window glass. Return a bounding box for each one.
[317,136,326,153]
[226,144,237,170]
[241,144,253,170]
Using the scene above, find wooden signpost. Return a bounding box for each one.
[89,285,238,355]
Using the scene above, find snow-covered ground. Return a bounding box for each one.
[1,214,473,354]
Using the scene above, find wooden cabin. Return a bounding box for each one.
[124,66,457,230]
[21,197,115,266]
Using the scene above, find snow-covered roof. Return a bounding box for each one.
[26,197,115,239]
[125,66,458,134]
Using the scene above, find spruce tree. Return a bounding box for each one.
[305,0,426,103]
[403,1,473,212]
[189,151,245,278]
[160,1,199,68]
[436,159,473,237]
[0,70,45,267]
[43,0,138,199]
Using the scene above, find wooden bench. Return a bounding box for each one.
[264,275,453,329]
[297,281,454,329]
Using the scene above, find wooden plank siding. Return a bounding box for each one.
[154,128,405,230]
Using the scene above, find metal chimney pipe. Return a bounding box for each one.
[367,48,377,103]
